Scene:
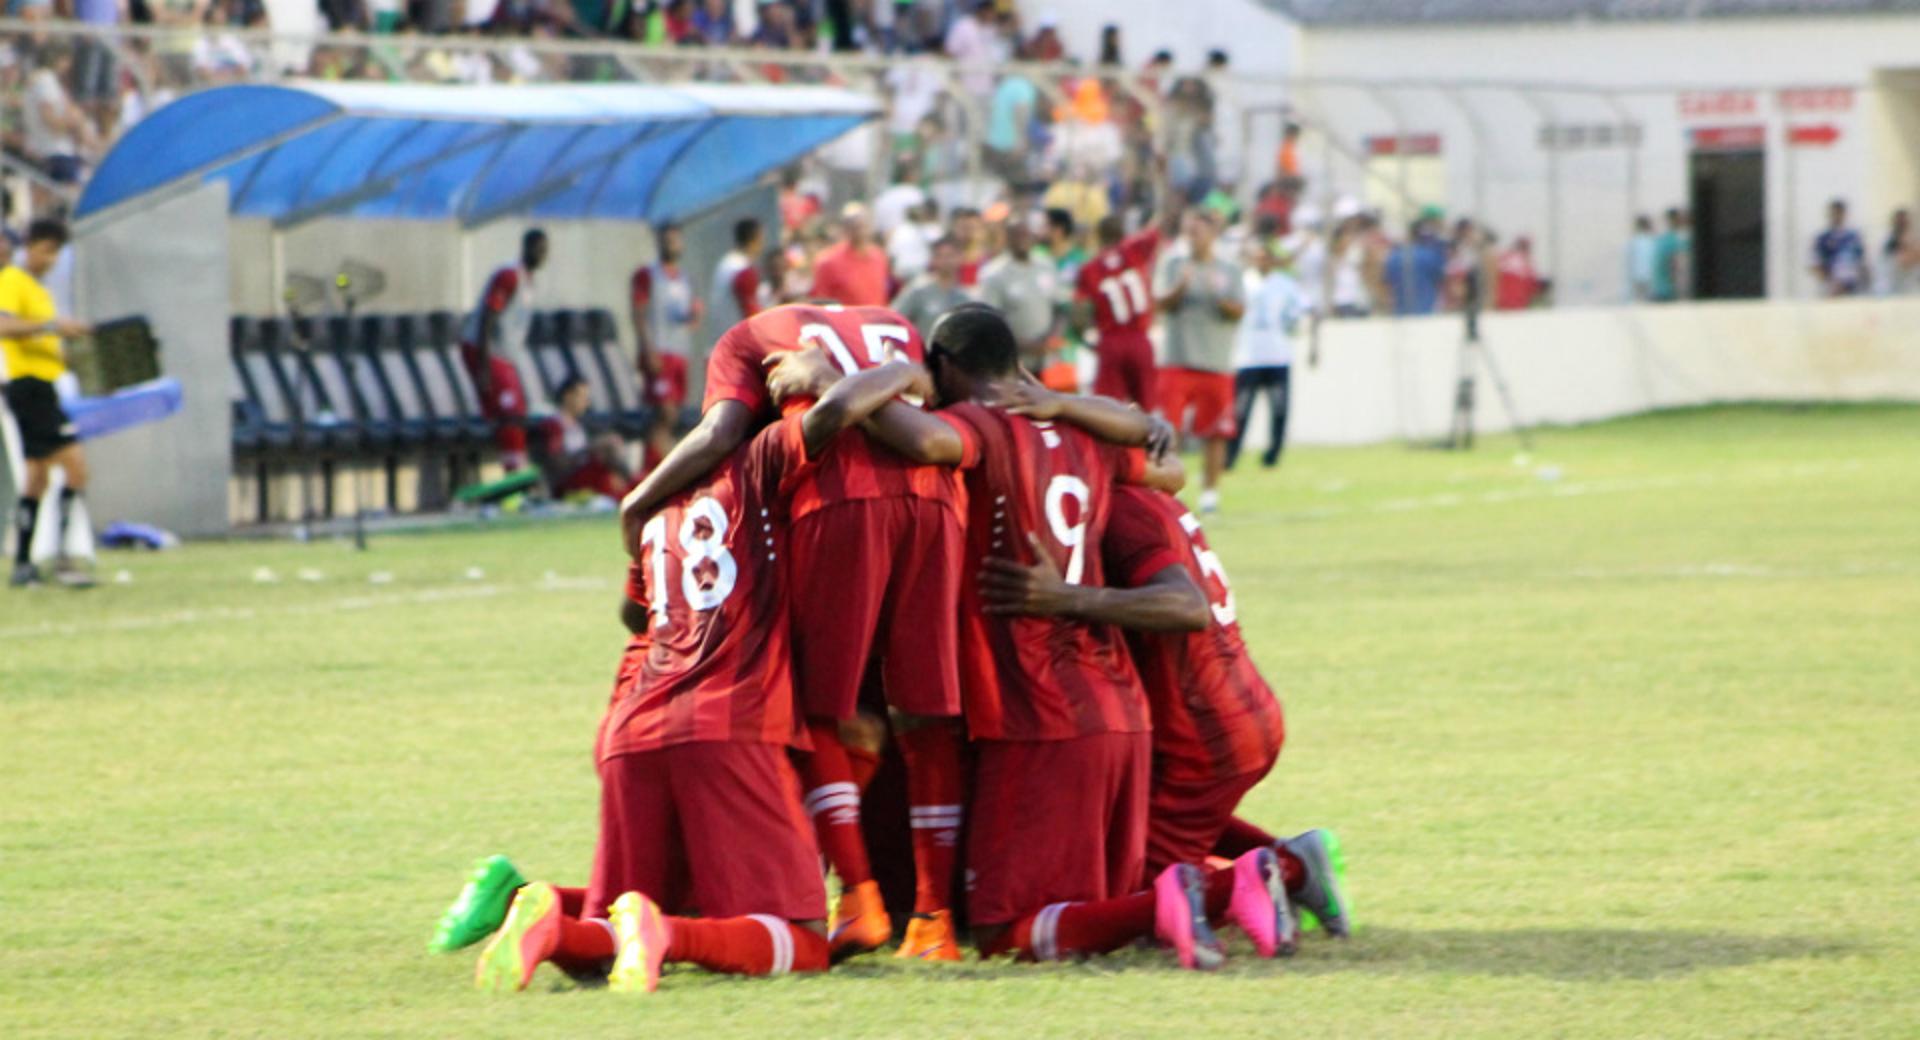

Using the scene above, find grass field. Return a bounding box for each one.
[3,404,1917,1038]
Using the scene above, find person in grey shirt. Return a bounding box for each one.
[890,236,974,342]
[977,215,1059,371]
[1155,210,1246,513]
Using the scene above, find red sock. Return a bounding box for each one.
[896,721,965,915]
[800,718,872,887]
[554,886,588,918]
[846,744,882,792]
[1214,817,1278,858]
[549,914,617,972]
[665,916,830,975]
[1275,847,1306,892]
[990,891,1157,961]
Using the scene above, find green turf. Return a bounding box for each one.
[3,403,1916,1038]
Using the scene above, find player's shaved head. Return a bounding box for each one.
[929,303,1018,377]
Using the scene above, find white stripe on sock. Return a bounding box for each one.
[749,914,792,975]
[1033,902,1069,962]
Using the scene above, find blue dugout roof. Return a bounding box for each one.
[77,82,877,228]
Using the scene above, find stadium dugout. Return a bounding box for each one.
[63,82,878,537]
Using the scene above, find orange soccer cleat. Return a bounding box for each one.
[893,909,962,962]
[827,879,892,959]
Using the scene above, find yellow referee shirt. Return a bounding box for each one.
[0,264,63,382]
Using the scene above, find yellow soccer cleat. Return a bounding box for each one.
[608,891,669,994]
[473,881,561,992]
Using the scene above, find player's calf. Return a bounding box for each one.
[608,891,829,993]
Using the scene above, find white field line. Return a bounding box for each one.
[0,576,617,642]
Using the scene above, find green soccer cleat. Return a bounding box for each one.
[430,854,526,953]
[1282,829,1351,937]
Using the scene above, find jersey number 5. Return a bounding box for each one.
[639,497,739,630]
[1178,512,1237,627]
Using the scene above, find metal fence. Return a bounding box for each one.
[5,19,1913,309]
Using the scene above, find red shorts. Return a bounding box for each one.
[1093,333,1157,410]
[788,497,964,721]
[1159,367,1235,439]
[585,743,827,922]
[460,342,529,457]
[1145,754,1277,876]
[648,353,688,411]
[967,732,1151,927]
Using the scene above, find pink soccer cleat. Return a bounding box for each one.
[1153,863,1225,970]
[1228,847,1299,958]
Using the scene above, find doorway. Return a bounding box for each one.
[1689,149,1766,299]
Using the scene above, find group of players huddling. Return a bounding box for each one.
[428,298,1348,993]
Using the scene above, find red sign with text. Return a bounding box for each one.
[1691,125,1766,152]
[1788,123,1841,147]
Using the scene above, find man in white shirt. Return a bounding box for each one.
[1229,234,1316,471]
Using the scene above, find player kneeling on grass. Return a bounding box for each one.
[789,305,1291,968]
[970,403,1350,942]
[435,360,942,993]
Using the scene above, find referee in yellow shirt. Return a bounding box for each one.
[3,219,95,588]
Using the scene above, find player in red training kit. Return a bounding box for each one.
[841,305,1288,968]
[473,360,939,994]
[986,472,1352,949]
[1076,215,1165,410]
[620,304,971,961]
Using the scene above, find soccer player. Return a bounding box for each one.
[847,305,1288,967]
[463,358,937,994]
[977,459,1350,944]
[708,218,765,331]
[2,219,96,589]
[631,223,702,469]
[1075,212,1167,410]
[1156,210,1247,513]
[459,228,550,470]
[620,303,971,962]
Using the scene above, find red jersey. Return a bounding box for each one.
[599,416,810,759]
[703,303,959,522]
[1076,227,1162,343]
[1103,486,1284,783]
[936,402,1151,742]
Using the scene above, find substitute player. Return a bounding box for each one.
[1075,212,1167,410]
[460,228,550,470]
[620,304,971,962]
[2,219,96,589]
[847,305,1286,968]
[465,359,937,994]
[630,223,703,471]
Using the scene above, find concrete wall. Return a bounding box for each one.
[1294,16,1920,305]
[73,182,234,536]
[1278,298,1920,447]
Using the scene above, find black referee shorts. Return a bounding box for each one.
[4,377,79,460]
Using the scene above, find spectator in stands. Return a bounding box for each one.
[1652,207,1691,303]
[1026,13,1064,62]
[1204,50,1243,194]
[1384,210,1448,316]
[1280,203,1327,312]
[461,228,550,471]
[23,45,99,188]
[537,376,635,502]
[1156,209,1245,514]
[1327,202,1374,318]
[1097,22,1123,67]
[691,0,733,43]
[810,202,889,306]
[985,68,1037,186]
[887,198,939,282]
[944,1,998,98]
[632,223,701,466]
[1495,235,1546,310]
[1879,208,1919,295]
[1230,223,1314,472]
[978,213,1059,372]
[872,157,926,241]
[1627,213,1658,302]
[890,235,972,341]
[750,0,800,48]
[710,217,764,331]
[1811,198,1869,298]
[1277,121,1303,181]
